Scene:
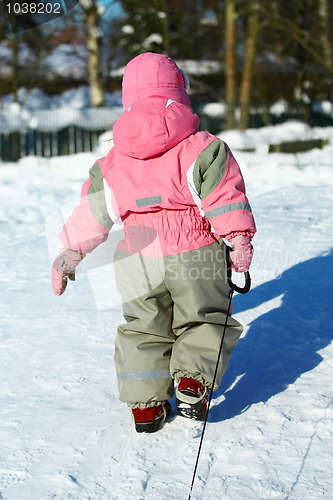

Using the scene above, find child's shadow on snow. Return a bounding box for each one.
[209,249,333,422]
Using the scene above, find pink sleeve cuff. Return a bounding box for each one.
[224,230,255,241]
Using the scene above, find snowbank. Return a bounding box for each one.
[0,105,123,134]
[110,59,222,79]
[219,121,333,152]
[1,85,123,110]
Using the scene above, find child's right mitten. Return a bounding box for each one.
[229,235,254,273]
[51,248,85,296]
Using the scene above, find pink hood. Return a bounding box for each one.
[114,52,197,160]
[113,97,199,159]
[121,52,190,109]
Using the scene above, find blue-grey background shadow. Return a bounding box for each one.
[209,249,333,422]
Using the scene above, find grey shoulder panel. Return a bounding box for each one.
[192,140,228,199]
[88,162,113,228]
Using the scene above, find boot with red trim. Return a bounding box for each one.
[176,378,208,421]
[132,401,171,433]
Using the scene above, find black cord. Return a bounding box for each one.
[187,245,251,499]
[187,246,251,500]
[188,289,234,500]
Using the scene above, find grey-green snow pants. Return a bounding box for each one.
[113,241,243,409]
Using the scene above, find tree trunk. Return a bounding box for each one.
[80,0,104,107]
[159,0,170,55]
[239,1,260,130]
[318,0,332,69]
[225,0,237,129]
[11,31,18,103]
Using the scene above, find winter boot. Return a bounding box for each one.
[132,401,171,433]
[176,378,208,420]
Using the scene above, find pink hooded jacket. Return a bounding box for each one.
[59,53,256,257]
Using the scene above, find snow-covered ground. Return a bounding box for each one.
[1,121,333,500]
[0,86,123,110]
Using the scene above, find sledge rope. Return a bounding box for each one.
[188,247,251,500]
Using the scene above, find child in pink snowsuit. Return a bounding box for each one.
[52,52,256,433]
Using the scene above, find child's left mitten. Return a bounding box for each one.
[229,235,254,273]
[51,248,85,296]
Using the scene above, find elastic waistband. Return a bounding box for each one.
[123,209,211,232]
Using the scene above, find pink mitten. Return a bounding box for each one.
[52,248,85,296]
[229,235,253,272]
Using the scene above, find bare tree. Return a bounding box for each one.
[79,0,104,106]
[239,0,260,130]
[11,32,19,103]
[318,0,332,69]
[225,0,237,129]
[159,0,170,55]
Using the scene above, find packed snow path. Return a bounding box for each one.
[1,123,333,499]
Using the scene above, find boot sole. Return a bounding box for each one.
[176,397,207,421]
[135,419,165,433]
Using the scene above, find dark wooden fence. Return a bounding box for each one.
[0,127,106,161]
[1,102,332,161]
[196,101,333,135]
